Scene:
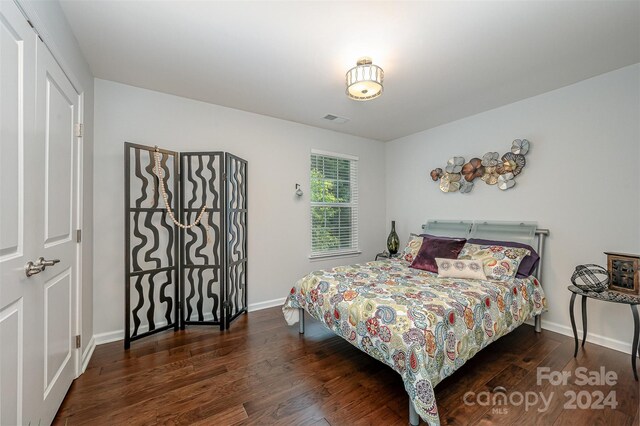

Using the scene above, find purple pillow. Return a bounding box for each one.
[410,235,467,273]
[467,238,540,278]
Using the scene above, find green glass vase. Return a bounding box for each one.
[387,221,400,255]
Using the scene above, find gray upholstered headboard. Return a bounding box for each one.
[421,220,550,280]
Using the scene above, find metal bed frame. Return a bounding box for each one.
[297,221,549,425]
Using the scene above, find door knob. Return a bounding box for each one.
[25,261,45,277]
[24,257,60,277]
[37,257,60,267]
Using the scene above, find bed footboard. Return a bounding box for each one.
[299,308,305,334]
[409,399,419,425]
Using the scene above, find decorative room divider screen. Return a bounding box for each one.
[124,142,248,349]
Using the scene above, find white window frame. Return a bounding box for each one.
[309,149,360,259]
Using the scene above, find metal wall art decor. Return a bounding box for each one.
[430,139,531,193]
[124,142,248,349]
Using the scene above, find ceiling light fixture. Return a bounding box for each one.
[345,57,384,101]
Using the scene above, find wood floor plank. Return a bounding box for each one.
[189,404,249,426]
[472,337,576,425]
[54,308,638,425]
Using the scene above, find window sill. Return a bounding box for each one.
[308,250,362,261]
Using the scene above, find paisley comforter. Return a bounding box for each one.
[282,258,547,425]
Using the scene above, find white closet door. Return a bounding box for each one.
[0,1,80,423]
[35,27,80,425]
[0,1,38,423]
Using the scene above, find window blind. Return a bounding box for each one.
[310,151,359,257]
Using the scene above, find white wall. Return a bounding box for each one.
[386,64,640,354]
[93,79,386,340]
[19,0,95,358]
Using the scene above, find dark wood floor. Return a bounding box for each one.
[55,307,639,425]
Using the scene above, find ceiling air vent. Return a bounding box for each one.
[323,114,350,124]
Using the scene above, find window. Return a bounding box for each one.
[310,150,359,258]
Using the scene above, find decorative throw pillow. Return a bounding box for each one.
[436,258,487,280]
[401,234,423,263]
[410,235,467,273]
[467,238,539,278]
[458,243,531,281]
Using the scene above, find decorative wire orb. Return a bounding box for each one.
[571,264,609,292]
[345,57,384,101]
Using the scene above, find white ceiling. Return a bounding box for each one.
[60,1,640,142]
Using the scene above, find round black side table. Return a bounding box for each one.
[568,285,640,381]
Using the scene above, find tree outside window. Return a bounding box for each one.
[310,153,358,255]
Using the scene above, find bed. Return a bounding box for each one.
[282,221,549,425]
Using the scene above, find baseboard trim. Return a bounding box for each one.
[94,318,176,345]
[94,329,124,345]
[248,297,285,312]
[530,317,638,356]
[81,336,96,373]
[94,299,286,346]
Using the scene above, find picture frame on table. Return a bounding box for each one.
[606,252,640,295]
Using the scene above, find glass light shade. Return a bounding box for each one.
[345,58,384,101]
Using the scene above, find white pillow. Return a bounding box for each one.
[436,258,487,280]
